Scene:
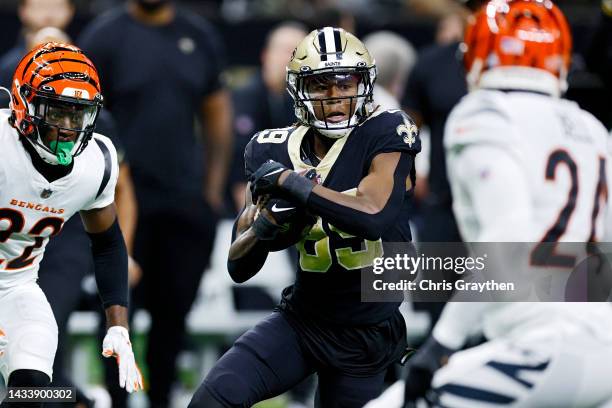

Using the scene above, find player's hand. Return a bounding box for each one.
[0,328,7,357]
[251,196,284,240]
[102,326,143,393]
[404,336,455,404]
[249,160,290,200]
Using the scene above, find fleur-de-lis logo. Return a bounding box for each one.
[396,121,418,147]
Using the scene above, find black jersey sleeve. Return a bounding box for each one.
[244,133,267,179]
[363,110,421,167]
[244,126,296,178]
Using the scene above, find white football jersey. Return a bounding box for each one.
[434,91,612,349]
[0,109,118,289]
[445,89,609,243]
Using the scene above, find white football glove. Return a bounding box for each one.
[0,328,7,357]
[102,326,143,393]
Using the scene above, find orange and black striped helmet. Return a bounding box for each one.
[463,0,572,94]
[10,42,103,165]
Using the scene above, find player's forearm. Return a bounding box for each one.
[227,228,269,283]
[89,219,129,309]
[228,227,262,260]
[432,302,492,349]
[279,153,412,240]
[227,208,270,283]
[306,188,404,240]
[105,305,129,329]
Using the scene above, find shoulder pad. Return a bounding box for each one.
[244,125,300,178]
[359,109,421,158]
[445,90,515,153]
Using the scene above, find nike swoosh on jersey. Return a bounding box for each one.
[271,203,296,212]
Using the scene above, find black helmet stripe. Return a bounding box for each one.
[333,28,343,60]
[33,58,97,77]
[318,27,344,62]
[38,72,100,92]
[21,46,83,81]
[318,30,328,62]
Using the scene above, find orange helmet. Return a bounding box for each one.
[463,0,572,95]
[10,42,103,165]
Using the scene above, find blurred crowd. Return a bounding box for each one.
[0,0,611,407]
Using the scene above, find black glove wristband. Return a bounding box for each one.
[252,213,282,240]
[281,172,315,205]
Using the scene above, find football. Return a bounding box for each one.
[259,197,316,252]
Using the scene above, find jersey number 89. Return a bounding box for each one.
[297,218,383,272]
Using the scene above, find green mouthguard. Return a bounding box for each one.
[49,140,75,166]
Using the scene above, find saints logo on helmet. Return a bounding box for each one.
[286,27,377,139]
[10,42,103,166]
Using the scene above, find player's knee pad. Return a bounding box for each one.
[7,368,50,387]
[188,382,230,408]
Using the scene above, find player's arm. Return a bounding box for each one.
[227,184,279,283]
[250,151,414,240]
[80,204,129,326]
[402,302,493,404]
[80,204,143,393]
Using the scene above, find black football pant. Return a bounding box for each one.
[188,312,386,408]
[134,203,216,407]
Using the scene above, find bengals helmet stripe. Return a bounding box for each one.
[31,59,97,78]
[20,45,85,80]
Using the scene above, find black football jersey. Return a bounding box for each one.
[244,109,421,325]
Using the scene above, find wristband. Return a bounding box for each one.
[281,172,315,205]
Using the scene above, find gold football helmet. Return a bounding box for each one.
[287,27,377,139]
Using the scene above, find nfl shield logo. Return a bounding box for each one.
[40,189,53,199]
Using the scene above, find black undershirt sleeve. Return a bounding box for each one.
[307,152,414,241]
[88,219,129,308]
[226,209,270,283]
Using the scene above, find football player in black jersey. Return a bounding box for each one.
[189,27,421,408]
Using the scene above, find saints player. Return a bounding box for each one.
[366,1,612,407]
[0,43,142,403]
[189,27,420,407]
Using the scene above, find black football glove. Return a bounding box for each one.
[249,160,290,201]
[264,197,300,227]
[250,161,318,205]
[251,210,283,241]
[403,336,456,407]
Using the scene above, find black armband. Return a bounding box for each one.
[227,210,270,283]
[280,172,315,205]
[88,219,129,309]
[307,153,414,240]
